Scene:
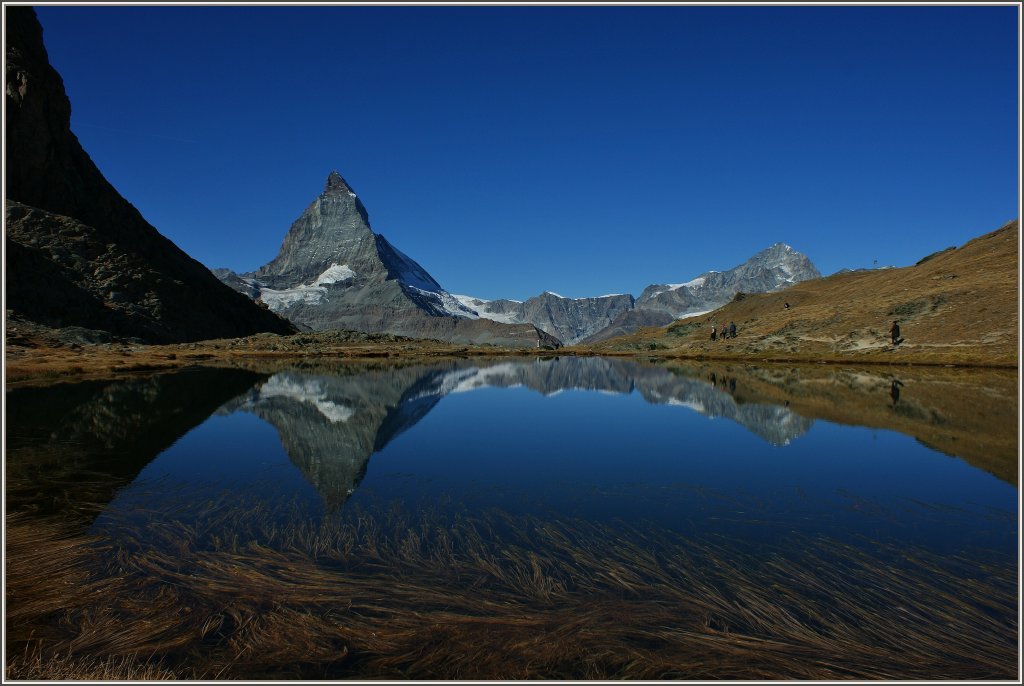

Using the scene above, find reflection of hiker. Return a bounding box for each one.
[890,379,904,404]
[729,378,736,393]
[729,321,736,338]
[711,325,717,341]
[889,320,901,345]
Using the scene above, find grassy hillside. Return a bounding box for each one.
[578,220,1019,367]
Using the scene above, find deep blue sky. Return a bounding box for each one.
[33,4,1020,300]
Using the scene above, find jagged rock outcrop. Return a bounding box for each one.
[215,172,560,348]
[454,292,636,345]
[4,7,295,343]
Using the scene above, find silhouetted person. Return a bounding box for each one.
[890,320,901,345]
[890,379,904,404]
[729,321,736,338]
[710,325,717,341]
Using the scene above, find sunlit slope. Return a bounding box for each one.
[580,220,1018,367]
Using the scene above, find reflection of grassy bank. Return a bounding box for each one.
[6,498,1016,680]
[664,361,1019,486]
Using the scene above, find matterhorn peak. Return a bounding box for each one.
[324,170,356,196]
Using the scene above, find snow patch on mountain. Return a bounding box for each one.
[648,275,711,298]
[379,236,442,291]
[452,294,524,324]
[258,285,326,309]
[314,263,356,285]
[257,375,355,423]
[667,276,707,290]
[667,397,707,413]
[406,286,479,318]
[257,263,356,311]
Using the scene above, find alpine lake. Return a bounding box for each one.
[5,356,1018,680]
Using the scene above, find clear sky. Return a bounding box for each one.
[32,4,1020,301]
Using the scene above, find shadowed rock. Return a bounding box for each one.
[4,8,295,343]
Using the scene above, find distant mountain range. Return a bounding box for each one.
[216,171,821,345]
[456,243,820,343]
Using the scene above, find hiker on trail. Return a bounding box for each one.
[720,323,728,340]
[711,325,717,341]
[890,320,901,346]
[729,321,736,338]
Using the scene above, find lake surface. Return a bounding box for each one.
[5,356,1018,679]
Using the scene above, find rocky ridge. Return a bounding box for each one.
[456,243,821,344]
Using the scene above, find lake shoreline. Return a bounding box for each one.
[5,330,1017,389]
[6,339,1015,393]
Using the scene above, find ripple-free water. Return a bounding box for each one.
[5,356,1018,678]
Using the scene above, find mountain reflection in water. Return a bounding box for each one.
[212,357,812,507]
[5,356,1016,518]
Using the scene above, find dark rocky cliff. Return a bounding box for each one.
[4,7,295,343]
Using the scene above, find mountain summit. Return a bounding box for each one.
[324,170,356,196]
[215,173,560,348]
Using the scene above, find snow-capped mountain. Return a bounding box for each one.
[455,243,821,345]
[452,291,637,344]
[214,172,559,348]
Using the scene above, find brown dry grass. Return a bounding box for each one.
[2,328,533,388]
[5,498,1017,681]
[578,220,1019,367]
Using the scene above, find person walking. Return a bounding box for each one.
[729,321,736,339]
[710,325,717,341]
[890,320,901,346]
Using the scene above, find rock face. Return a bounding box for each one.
[215,171,560,348]
[4,8,295,343]
[581,242,820,343]
[457,244,820,345]
[454,292,636,345]
[634,243,820,319]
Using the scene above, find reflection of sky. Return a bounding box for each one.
[93,369,1017,559]
[353,386,1018,555]
[95,413,321,532]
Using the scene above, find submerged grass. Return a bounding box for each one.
[5,495,1018,681]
